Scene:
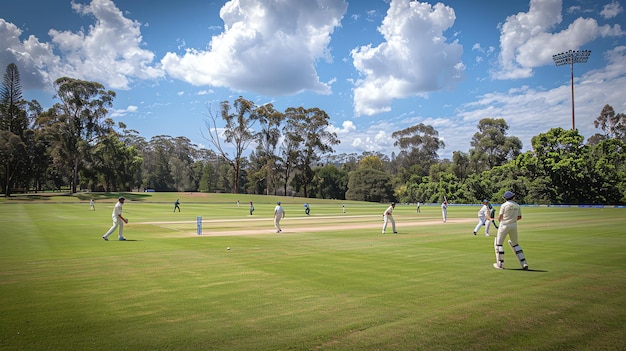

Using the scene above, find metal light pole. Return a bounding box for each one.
[552,49,591,130]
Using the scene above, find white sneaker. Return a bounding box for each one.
[485,233,490,236]
[522,264,529,270]
[493,263,504,270]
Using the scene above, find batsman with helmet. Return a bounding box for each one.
[493,191,528,270]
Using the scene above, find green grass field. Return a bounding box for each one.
[1,193,625,350]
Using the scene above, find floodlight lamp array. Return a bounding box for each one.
[552,50,591,66]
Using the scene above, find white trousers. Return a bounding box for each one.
[274,216,282,232]
[495,223,527,268]
[103,216,124,239]
[382,215,396,233]
[495,223,518,246]
[474,216,491,234]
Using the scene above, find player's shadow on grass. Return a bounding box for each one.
[119,239,141,242]
[511,268,548,272]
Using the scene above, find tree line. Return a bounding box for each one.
[1,63,625,204]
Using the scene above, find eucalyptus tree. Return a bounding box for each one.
[169,136,200,191]
[116,123,148,190]
[197,148,220,193]
[22,127,49,192]
[17,100,45,192]
[90,132,142,191]
[198,161,215,193]
[589,104,626,144]
[451,150,470,181]
[245,150,267,194]
[204,96,258,194]
[142,135,176,191]
[284,106,339,198]
[279,130,301,196]
[469,118,522,172]
[391,123,444,177]
[255,103,284,195]
[40,77,115,193]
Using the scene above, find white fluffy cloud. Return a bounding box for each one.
[0,19,58,90]
[161,0,347,96]
[0,0,163,91]
[493,0,623,79]
[350,0,465,116]
[51,0,164,88]
[601,1,623,19]
[109,104,139,118]
[327,120,356,135]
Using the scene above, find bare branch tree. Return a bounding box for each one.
[203,97,258,194]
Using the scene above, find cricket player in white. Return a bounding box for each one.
[382,202,397,234]
[274,202,285,233]
[102,197,128,241]
[473,199,492,236]
[493,191,528,270]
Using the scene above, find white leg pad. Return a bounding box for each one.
[508,240,528,269]
[494,243,504,268]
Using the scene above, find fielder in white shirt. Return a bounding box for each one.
[382,202,397,234]
[102,197,128,241]
[473,199,492,236]
[274,202,285,233]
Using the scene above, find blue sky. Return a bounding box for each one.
[1,0,625,159]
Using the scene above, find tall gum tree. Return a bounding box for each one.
[590,104,626,143]
[204,97,258,194]
[392,123,444,177]
[41,77,115,193]
[284,107,339,198]
[469,118,522,172]
[255,103,284,195]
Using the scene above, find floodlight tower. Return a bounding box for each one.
[552,49,591,130]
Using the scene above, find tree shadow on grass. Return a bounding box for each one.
[4,192,153,202]
[4,192,73,201]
